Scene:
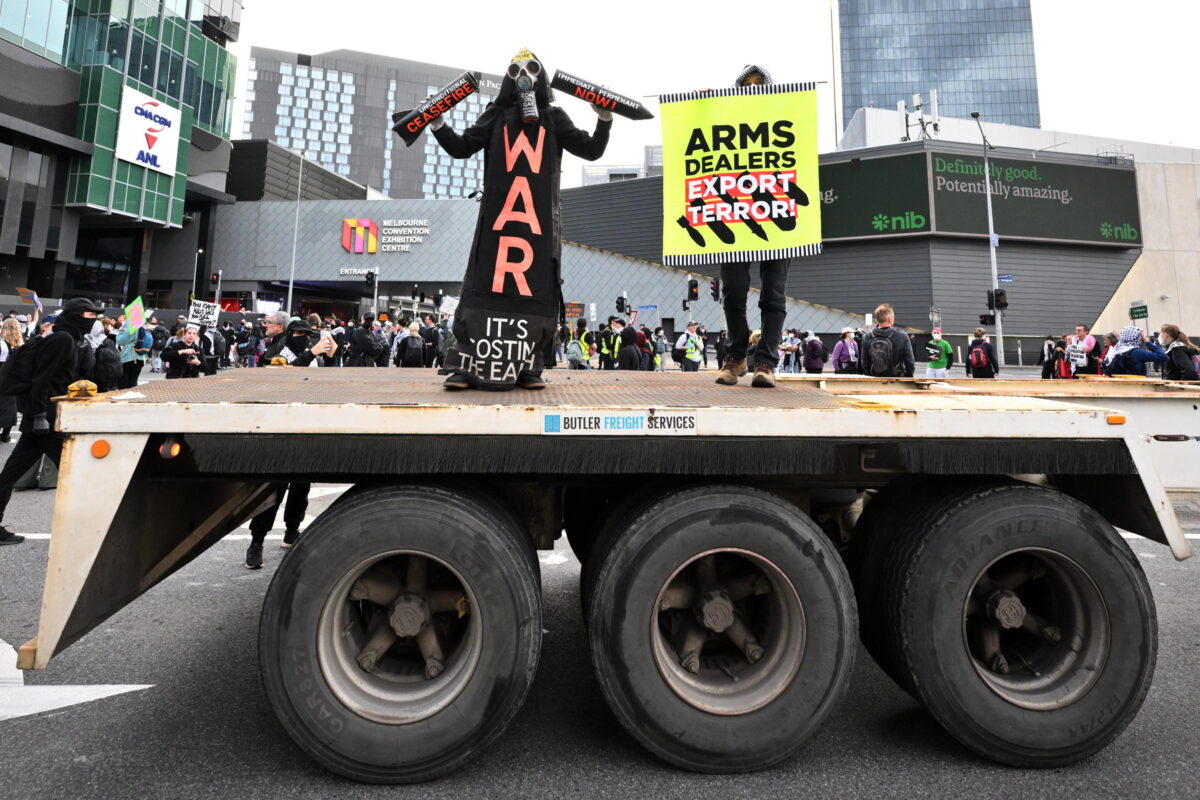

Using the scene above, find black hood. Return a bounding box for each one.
[495,50,553,108]
[53,297,103,340]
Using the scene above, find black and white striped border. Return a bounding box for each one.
[660,82,816,105]
[664,243,823,267]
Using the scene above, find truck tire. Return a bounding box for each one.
[588,486,856,772]
[259,483,543,783]
[578,486,666,625]
[889,484,1156,766]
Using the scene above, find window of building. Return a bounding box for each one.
[280,62,292,75]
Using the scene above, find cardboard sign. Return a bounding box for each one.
[125,296,146,328]
[550,71,654,120]
[439,295,460,315]
[392,72,482,146]
[660,82,822,266]
[188,299,219,329]
[15,287,40,309]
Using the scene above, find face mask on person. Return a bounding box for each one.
[932,333,942,341]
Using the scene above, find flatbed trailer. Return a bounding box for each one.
[17,369,1200,782]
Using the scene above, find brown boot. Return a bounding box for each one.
[714,357,747,385]
[751,363,776,388]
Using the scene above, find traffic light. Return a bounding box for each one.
[434,292,444,309]
[710,278,720,301]
[682,299,690,311]
[993,288,1008,310]
[687,279,699,301]
[986,289,995,310]
[209,273,219,283]
[411,284,419,299]
[419,292,426,304]
[979,313,996,325]
[365,271,376,289]
[616,296,626,313]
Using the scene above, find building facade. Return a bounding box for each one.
[242,47,502,199]
[562,140,1147,360]
[0,0,239,308]
[839,0,1040,129]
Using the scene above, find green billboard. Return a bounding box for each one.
[819,154,930,240]
[929,152,1141,246]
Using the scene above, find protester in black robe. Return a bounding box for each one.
[428,48,611,390]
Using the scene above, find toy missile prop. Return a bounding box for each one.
[550,70,654,120]
[392,71,482,146]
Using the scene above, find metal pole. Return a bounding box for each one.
[372,269,378,315]
[975,115,1004,366]
[215,268,222,310]
[287,154,304,315]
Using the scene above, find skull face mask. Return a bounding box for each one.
[508,48,542,123]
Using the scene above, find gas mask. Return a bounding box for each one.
[508,48,542,123]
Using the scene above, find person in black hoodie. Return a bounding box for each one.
[427,48,611,391]
[0,297,102,544]
[616,320,641,370]
[350,313,381,367]
[1159,324,1199,381]
[161,327,206,379]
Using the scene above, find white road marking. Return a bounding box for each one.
[0,639,151,722]
[539,552,570,566]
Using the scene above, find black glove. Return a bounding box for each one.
[32,413,50,434]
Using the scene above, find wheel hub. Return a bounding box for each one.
[389,593,430,638]
[986,589,1026,629]
[696,590,735,633]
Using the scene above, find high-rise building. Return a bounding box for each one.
[839,0,1040,129]
[243,48,503,199]
[0,0,239,306]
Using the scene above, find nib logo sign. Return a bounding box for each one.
[1100,221,1139,241]
[871,211,927,233]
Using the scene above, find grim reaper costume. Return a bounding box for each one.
[431,48,611,390]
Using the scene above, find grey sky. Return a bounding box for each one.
[229,1,1199,188]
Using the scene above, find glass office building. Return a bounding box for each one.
[839,0,1040,129]
[0,1,238,305]
[244,48,501,199]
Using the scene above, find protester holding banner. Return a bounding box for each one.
[659,66,822,389]
[425,48,612,390]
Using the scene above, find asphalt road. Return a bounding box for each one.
[1,471,1198,798]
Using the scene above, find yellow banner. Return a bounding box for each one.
[660,83,822,266]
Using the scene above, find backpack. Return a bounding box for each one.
[653,335,667,355]
[864,332,897,377]
[0,335,55,395]
[93,339,123,385]
[1103,350,1136,377]
[1055,353,1073,379]
[134,327,153,357]
[237,339,252,356]
[565,337,585,365]
[969,344,990,370]
[151,326,168,349]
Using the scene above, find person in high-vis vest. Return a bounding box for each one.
[598,320,620,370]
[676,321,703,372]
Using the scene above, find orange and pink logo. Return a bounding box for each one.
[342,218,378,254]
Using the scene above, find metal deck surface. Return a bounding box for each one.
[105,368,849,410]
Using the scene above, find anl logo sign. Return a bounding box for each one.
[871,210,927,232]
[114,86,180,176]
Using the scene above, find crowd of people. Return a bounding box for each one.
[1036,322,1199,382]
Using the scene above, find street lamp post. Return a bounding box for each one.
[287,152,306,315]
[190,247,204,302]
[971,111,1004,366]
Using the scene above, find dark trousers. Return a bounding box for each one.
[119,360,144,389]
[723,258,789,368]
[0,433,64,523]
[249,482,311,545]
[681,358,699,372]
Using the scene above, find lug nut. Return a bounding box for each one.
[990,654,1010,675]
[424,658,445,680]
[680,652,700,674]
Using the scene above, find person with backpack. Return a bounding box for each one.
[597,323,619,371]
[396,322,426,368]
[861,304,916,378]
[651,327,669,371]
[87,319,123,392]
[114,315,148,389]
[565,320,592,370]
[148,318,168,372]
[0,298,103,545]
[802,332,828,374]
[1159,324,1200,381]
[675,321,705,374]
[831,327,859,374]
[924,327,954,379]
[965,328,1000,379]
[1102,326,1167,377]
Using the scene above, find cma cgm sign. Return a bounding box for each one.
[114,86,181,176]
